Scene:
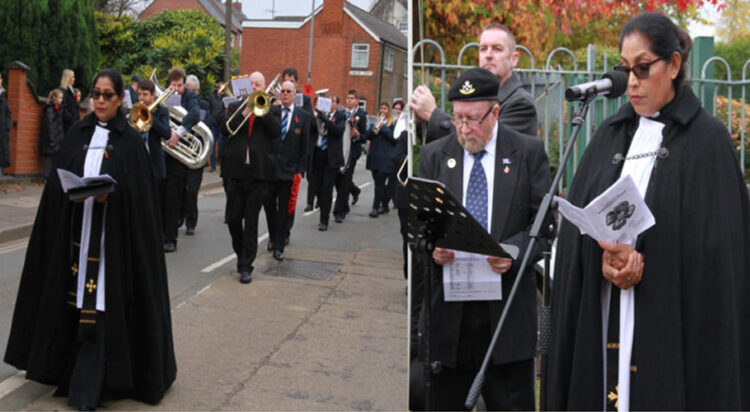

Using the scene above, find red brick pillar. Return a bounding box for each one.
[4,61,43,177]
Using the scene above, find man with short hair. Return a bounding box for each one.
[128,74,141,106]
[409,23,538,141]
[223,71,281,284]
[163,67,201,252]
[136,78,171,210]
[412,68,550,410]
[312,93,347,231]
[181,74,210,236]
[263,80,310,261]
[332,89,367,223]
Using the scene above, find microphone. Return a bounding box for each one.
[565,71,628,101]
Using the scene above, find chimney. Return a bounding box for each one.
[232,2,242,15]
[320,0,345,35]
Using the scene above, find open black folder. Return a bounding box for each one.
[406,176,518,260]
[57,168,117,201]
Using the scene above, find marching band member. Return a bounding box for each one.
[332,89,367,223]
[365,101,397,218]
[313,93,347,231]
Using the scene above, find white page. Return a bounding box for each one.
[57,169,116,193]
[316,96,332,113]
[443,251,502,301]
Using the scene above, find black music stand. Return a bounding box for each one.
[406,176,518,410]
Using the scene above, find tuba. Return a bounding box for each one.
[150,71,214,169]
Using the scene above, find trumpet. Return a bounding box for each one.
[371,115,386,134]
[129,88,175,132]
[225,73,281,136]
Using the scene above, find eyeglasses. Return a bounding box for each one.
[91,91,117,101]
[450,105,494,128]
[613,57,667,80]
[280,89,294,94]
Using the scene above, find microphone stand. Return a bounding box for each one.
[464,94,597,409]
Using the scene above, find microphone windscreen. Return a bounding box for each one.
[603,71,628,99]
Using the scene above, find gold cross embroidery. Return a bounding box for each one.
[71,263,78,276]
[86,278,97,293]
[607,385,619,409]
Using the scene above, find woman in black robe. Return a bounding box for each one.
[545,12,750,410]
[4,69,176,409]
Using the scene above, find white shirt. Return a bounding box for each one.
[461,121,499,230]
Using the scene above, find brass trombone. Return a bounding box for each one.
[225,73,281,136]
[129,88,175,132]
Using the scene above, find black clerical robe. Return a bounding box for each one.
[4,113,176,405]
[545,88,750,410]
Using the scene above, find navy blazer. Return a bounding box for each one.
[273,105,310,180]
[179,89,201,132]
[317,109,347,170]
[222,101,281,180]
[366,121,399,174]
[146,105,170,180]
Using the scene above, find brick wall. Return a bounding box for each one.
[4,62,43,177]
[240,0,406,115]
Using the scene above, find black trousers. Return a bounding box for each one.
[164,159,190,243]
[183,167,204,229]
[371,170,388,209]
[385,171,396,206]
[311,148,337,225]
[263,179,293,252]
[306,168,317,207]
[333,159,359,217]
[226,177,272,272]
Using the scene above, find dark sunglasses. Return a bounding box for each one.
[613,57,667,80]
[91,90,117,101]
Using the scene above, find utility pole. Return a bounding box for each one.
[306,0,315,86]
[224,0,232,82]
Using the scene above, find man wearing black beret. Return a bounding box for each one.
[412,67,551,410]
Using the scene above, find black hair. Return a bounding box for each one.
[282,67,299,82]
[138,78,155,94]
[92,68,125,96]
[619,12,692,90]
[346,89,358,99]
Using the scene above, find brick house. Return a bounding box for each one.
[240,0,407,114]
[139,0,246,48]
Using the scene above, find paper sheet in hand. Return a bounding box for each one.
[443,251,502,301]
[57,169,117,201]
[555,174,654,244]
[316,97,332,113]
[231,77,252,97]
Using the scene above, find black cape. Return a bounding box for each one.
[544,88,750,410]
[4,112,177,404]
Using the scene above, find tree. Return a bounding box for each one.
[0,0,99,95]
[91,0,148,18]
[716,0,750,42]
[422,0,726,66]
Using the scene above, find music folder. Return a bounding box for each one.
[57,169,117,201]
[406,176,518,260]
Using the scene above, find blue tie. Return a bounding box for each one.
[321,114,331,151]
[281,108,290,140]
[466,150,488,230]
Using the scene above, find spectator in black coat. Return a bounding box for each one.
[40,88,65,178]
[59,69,80,134]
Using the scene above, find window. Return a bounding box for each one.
[351,43,370,69]
[403,59,408,78]
[384,47,394,72]
[358,99,367,111]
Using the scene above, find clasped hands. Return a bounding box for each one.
[599,241,644,290]
[432,247,512,275]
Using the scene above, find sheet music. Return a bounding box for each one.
[555,174,654,244]
[57,169,117,192]
[443,251,502,301]
[316,96,332,113]
[231,77,252,97]
[122,90,133,109]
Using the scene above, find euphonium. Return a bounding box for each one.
[149,71,214,169]
[225,73,281,136]
[129,88,175,132]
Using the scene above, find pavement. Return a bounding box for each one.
[0,165,408,410]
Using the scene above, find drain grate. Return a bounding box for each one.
[265,259,340,281]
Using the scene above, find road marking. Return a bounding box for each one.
[0,372,25,399]
[301,182,371,217]
[0,239,28,255]
[200,233,269,273]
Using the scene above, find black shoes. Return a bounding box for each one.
[304,204,313,212]
[273,250,284,261]
[318,223,328,231]
[334,215,344,223]
[164,241,177,253]
[369,209,380,218]
[266,242,273,252]
[239,269,253,284]
[379,205,390,215]
[186,227,195,236]
[351,191,359,206]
